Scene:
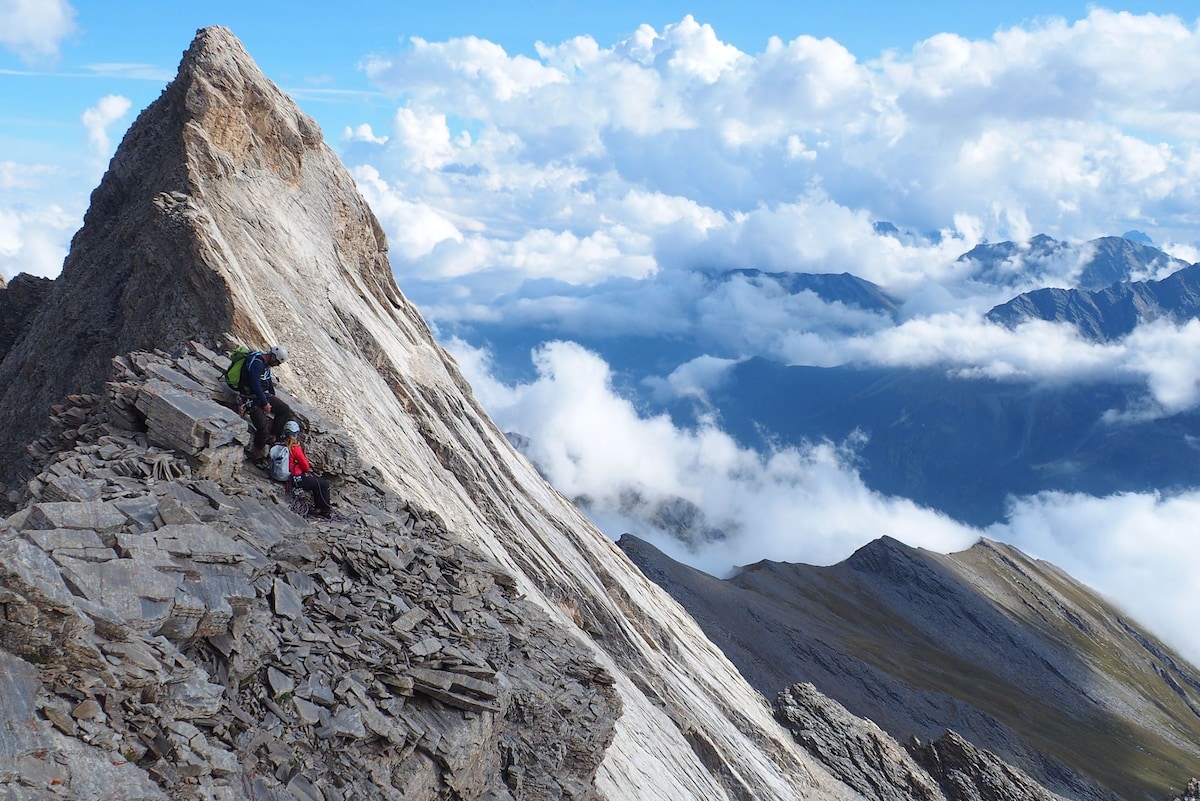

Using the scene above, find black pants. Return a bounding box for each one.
[247,396,293,451]
[293,472,332,512]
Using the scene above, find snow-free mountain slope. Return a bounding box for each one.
[619,533,1200,801]
[0,25,865,801]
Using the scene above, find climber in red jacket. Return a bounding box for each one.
[282,420,334,517]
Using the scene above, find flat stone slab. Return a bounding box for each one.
[134,380,244,455]
[152,523,248,564]
[54,555,179,633]
[23,501,127,534]
[23,529,107,553]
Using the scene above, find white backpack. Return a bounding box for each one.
[268,444,291,482]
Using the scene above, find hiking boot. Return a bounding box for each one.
[247,447,265,460]
[311,506,333,518]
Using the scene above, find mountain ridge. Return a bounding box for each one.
[2,24,1197,801]
[987,262,1200,340]
[619,533,1200,800]
[0,25,865,800]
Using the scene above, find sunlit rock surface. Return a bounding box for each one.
[0,26,864,800]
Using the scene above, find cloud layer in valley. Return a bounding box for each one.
[450,336,1200,668]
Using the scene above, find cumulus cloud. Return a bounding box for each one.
[450,337,1200,666]
[0,160,58,190]
[0,0,76,63]
[80,94,131,156]
[0,203,74,279]
[351,9,1200,308]
[343,8,1200,395]
[994,490,1200,667]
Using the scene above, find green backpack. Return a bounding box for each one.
[223,345,261,392]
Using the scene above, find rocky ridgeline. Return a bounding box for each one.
[773,684,1070,801]
[0,341,618,800]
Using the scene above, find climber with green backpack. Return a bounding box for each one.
[224,344,294,459]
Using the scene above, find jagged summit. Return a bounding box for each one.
[0,24,398,485]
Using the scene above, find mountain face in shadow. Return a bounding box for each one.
[723,268,901,317]
[619,534,1200,801]
[689,357,1200,526]
[988,262,1200,341]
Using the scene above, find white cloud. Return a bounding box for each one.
[0,203,75,279]
[449,337,1200,666]
[0,160,58,190]
[994,489,1200,667]
[0,0,76,63]
[351,165,464,260]
[453,338,976,565]
[347,7,1200,317]
[342,123,388,145]
[644,354,738,404]
[80,94,131,156]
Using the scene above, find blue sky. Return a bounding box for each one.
[9,1,1200,667]
[5,1,1200,205]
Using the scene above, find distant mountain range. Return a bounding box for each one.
[619,533,1200,801]
[474,233,1200,526]
[989,261,1200,340]
[660,236,1200,526]
[724,268,901,317]
[683,358,1200,526]
[960,233,1190,291]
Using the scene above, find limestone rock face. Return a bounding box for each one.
[0,25,865,800]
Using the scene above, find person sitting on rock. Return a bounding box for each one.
[282,420,334,517]
[241,345,293,459]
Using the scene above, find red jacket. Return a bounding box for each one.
[289,443,311,477]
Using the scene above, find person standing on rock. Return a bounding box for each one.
[241,345,293,459]
[282,420,334,517]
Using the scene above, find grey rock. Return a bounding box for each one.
[775,683,944,801]
[23,500,127,534]
[910,730,1071,801]
[0,273,53,363]
[271,577,303,620]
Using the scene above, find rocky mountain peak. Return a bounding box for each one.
[0,26,883,800]
[173,25,324,183]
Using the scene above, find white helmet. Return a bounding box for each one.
[283,420,300,436]
[268,345,288,363]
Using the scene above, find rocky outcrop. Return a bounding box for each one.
[1,343,620,799]
[774,683,945,801]
[908,731,1070,801]
[0,25,867,801]
[773,684,1074,801]
[1168,779,1200,801]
